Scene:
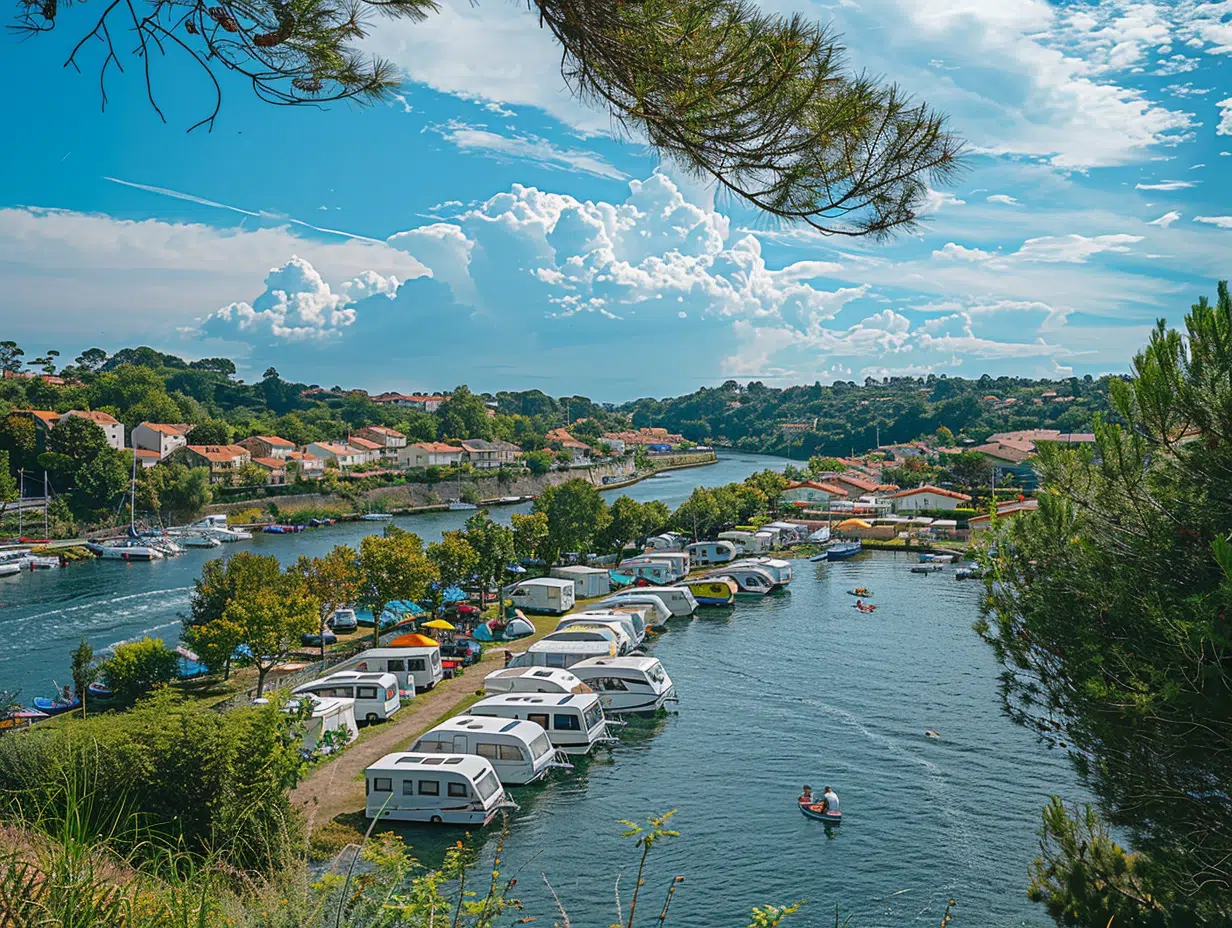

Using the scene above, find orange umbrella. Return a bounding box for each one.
[387,633,439,648]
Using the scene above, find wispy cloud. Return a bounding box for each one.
[102,177,385,244]
[1194,216,1232,229]
[986,194,1020,206]
[434,122,627,180]
[1147,211,1182,228]
[1134,180,1198,190]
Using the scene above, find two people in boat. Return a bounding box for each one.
[799,785,840,813]
[854,599,875,613]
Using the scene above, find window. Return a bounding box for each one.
[372,777,392,792]
[477,743,499,759]
[554,714,581,731]
[528,713,550,729]
[583,704,603,731]
[546,654,565,668]
[600,677,629,692]
[448,782,469,798]
[530,733,552,758]
[473,770,500,801]
[409,659,426,672]
[386,659,405,672]
[499,744,526,761]
[357,686,378,700]
[402,780,415,796]
[418,780,440,796]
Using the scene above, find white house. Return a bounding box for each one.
[237,435,295,460]
[348,436,385,464]
[398,442,465,468]
[890,485,973,513]
[780,481,849,508]
[460,439,521,470]
[354,426,407,458]
[286,451,325,479]
[599,436,625,454]
[306,441,368,469]
[132,422,192,460]
[61,410,124,450]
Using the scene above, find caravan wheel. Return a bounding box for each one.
[366,713,379,724]
[430,815,443,824]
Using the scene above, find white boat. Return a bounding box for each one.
[447,501,477,511]
[143,535,185,556]
[729,558,793,589]
[361,513,394,521]
[187,514,251,542]
[364,753,514,825]
[411,716,569,785]
[569,656,677,716]
[702,566,776,596]
[22,556,61,569]
[499,496,521,504]
[86,538,164,560]
[178,533,222,548]
[0,563,21,578]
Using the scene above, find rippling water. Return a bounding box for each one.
[397,555,1084,927]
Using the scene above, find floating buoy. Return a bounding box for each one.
[925,729,940,739]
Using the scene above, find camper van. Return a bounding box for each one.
[507,638,617,669]
[411,716,564,785]
[465,692,616,754]
[330,646,443,692]
[294,671,400,724]
[549,565,611,599]
[764,522,807,544]
[555,614,640,651]
[685,540,738,566]
[508,578,576,615]
[364,752,510,824]
[717,531,769,554]
[564,607,647,645]
[645,532,686,552]
[601,586,697,618]
[484,666,591,696]
[569,656,677,715]
[594,596,671,628]
[541,624,631,654]
[702,565,777,596]
[731,558,793,589]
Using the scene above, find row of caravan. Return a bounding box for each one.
[365,654,678,826]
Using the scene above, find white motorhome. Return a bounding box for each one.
[619,555,688,583]
[411,716,565,785]
[731,557,793,589]
[569,656,677,716]
[465,692,616,754]
[507,638,617,669]
[645,532,686,552]
[294,671,400,724]
[685,540,738,566]
[765,521,808,544]
[594,596,671,628]
[542,624,631,654]
[365,753,510,825]
[601,586,697,618]
[555,614,641,650]
[549,565,611,599]
[703,565,776,596]
[717,531,769,554]
[484,666,591,696]
[508,578,576,615]
[285,696,358,754]
[330,646,443,692]
[564,607,646,645]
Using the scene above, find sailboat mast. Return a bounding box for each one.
[43,471,48,538]
[130,448,137,532]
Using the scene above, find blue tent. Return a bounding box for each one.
[471,622,495,641]
[442,586,467,604]
[505,564,527,574]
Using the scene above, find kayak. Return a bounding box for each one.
[846,589,873,597]
[799,800,842,824]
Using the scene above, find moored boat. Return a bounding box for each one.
[86,539,164,560]
[33,686,80,716]
[87,681,114,700]
[825,541,863,561]
[919,553,954,564]
[447,501,477,511]
[910,564,944,574]
[703,566,776,596]
[0,563,20,578]
[684,578,738,607]
[360,513,394,521]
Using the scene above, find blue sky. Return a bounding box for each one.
[1,0,1231,400]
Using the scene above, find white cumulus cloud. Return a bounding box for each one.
[1147,210,1182,227]
[1193,216,1232,229]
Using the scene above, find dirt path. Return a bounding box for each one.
[291,616,560,833]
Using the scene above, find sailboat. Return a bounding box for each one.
[85,453,164,561]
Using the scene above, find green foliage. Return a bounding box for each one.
[464,511,515,598]
[71,449,130,519]
[523,449,555,475]
[45,414,108,461]
[358,527,438,646]
[99,638,180,701]
[436,385,492,441]
[427,531,480,592]
[186,419,232,445]
[511,511,548,563]
[939,450,992,489]
[69,639,96,718]
[291,546,361,659]
[806,455,844,475]
[137,462,213,521]
[534,479,610,564]
[0,450,16,501]
[980,281,1232,925]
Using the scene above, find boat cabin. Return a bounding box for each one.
[685,540,738,565]
[411,716,560,785]
[294,671,400,724]
[465,692,613,754]
[329,646,443,692]
[569,656,676,715]
[507,638,617,669]
[508,578,576,615]
[484,666,591,696]
[364,752,507,824]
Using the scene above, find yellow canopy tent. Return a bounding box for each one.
[422,619,456,631]
[835,519,872,530]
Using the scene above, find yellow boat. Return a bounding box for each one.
[685,578,738,607]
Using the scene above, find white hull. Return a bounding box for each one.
[447,502,478,511]
[596,686,677,716]
[0,563,21,577]
[179,533,222,548]
[88,542,163,560]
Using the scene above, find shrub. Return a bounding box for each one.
[228,507,263,525]
[99,638,179,701]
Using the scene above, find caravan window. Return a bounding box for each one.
[372,777,392,792]
[498,744,526,761]
[553,714,580,731]
[431,652,441,668]
[418,780,440,796]
[477,743,499,760]
[387,659,405,672]
[545,654,566,668]
[583,704,603,731]
[648,665,666,685]
[473,770,500,801]
[402,780,415,796]
[409,659,426,671]
[448,782,468,798]
[530,733,552,758]
[528,713,550,729]
[357,686,378,700]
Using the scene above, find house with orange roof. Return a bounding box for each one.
[248,456,289,485]
[181,444,252,483]
[285,451,324,479]
[348,435,384,464]
[132,448,163,469]
[397,441,465,469]
[371,392,446,412]
[132,422,193,460]
[238,435,296,460]
[61,410,124,450]
[354,425,407,458]
[305,441,369,469]
[890,485,973,513]
[546,428,592,464]
[969,498,1039,531]
[780,481,849,508]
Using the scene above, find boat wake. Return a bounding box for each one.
[19,587,193,624]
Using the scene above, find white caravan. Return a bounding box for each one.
[569,656,677,716]
[285,696,358,754]
[411,716,566,785]
[555,614,641,650]
[563,607,647,645]
[508,578,576,615]
[594,596,671,628]
[549,565,612,599]
[601,586,697,618]
[730,557,793,588]
[717,531,769,554]
[484,666,592,696]
[618,559,681,585]
[365,753,510,825]
[465,692,617,755]
[685,540,738,566]
[294,671,400,724]
[507,638,617,669]
[541,624,631,655]
[330,646,443,692]
[702,565,776,596]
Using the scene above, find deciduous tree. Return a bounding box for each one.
[100,637,180,701]
[292,546,361,661]
[511,511,548,564]
[427,531,479,602]
[534,479,609,565]
[358,527,438,646]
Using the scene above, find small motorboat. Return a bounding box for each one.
[919,553,955,564]
[798,800,842,824]
[0,563,21,578]
[360,513,394,521]
[846,588,873,597]
[87,681,114,700]
[910,565,943,574]
[178,532,222,548]
[854,603,876,613]
[955,567,983,581]
[925,729,941,739]
[825,541,863,561]
[33,685,80,716]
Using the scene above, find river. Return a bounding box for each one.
[0,451,1085,925]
